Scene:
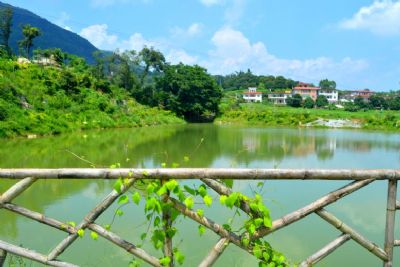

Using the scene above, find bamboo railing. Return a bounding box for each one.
[0,168,399,267]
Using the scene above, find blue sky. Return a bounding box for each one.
[4,0,400,91]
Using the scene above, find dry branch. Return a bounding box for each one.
[316,209,388,261]
[198,238,229,267]
[253,179,374,239]
[0,168,399,180]
[299,234,350,267]
[0,177,37,204]
[0,240,77,267]
[88,223,162,267]
[47,178,136,261]
[383,180,398,267]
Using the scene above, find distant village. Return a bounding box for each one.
[242,82,374,107]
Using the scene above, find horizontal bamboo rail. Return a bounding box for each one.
[0,168,398,267]
[0,168,399,180]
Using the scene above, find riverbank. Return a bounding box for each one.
[0,58,184,138]
[216,104,400,131]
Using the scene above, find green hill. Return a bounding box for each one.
[0,1,98,62]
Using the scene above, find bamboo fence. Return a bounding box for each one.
[0,168,398,267]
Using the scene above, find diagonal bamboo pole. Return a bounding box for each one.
[167,197,244,249]
[2,203,76,234]
[396,201,400,210]
[88,223,162,267]
[198,238,229,267]
[383,180,397,267]
[316,209,387,261]
[299,234,351,267]
[0,168,399,180]
[394,240,400,247]
[47,178,136,261]
[0,177,37,204]
[0,240,77,267]
[253,179,374,239]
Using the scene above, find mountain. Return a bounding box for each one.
[0,1,98,62]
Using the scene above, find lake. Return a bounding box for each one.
[0,124,399,266]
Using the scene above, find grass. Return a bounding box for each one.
[216,103,400,131]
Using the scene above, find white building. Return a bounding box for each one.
[318,89,338,103]
[243,87,262,103]
[267,91,292,105]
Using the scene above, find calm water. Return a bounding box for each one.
[0,124,399,267]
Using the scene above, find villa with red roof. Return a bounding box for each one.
[243,87,262,103]
[292,82,320,101]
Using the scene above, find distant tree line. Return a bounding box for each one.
[214,69,298,91]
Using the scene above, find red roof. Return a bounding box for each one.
[293,87,320,90]
[243,92,262,95]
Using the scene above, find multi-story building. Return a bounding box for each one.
[292,82,320,101]
[319,89,339,103]
[267,91,292,105]
[243,87,262,103]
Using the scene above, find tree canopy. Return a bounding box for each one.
[319,79,336,90]
[156,64,222,122]
[0,7,13,56]
[18,24,41,57]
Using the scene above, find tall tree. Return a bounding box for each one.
[156,64,222,122]
[319,79,336,90]
[138,47,165,86]
[0,7,13,56]
[18,24,41,57]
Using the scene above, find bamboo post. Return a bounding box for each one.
[383,180,397,267]
[88,224,162,267]
[47,178,136,261]
[0,177,37,204]
[396,200,400,210]
[316,209,387,261]
[299,234,351,267]
[0,249,6,267]
[198,238,229,267]
[253,179,374,239]
[394,240,400,247]
[0,240,77,267]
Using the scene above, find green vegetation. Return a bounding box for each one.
[217,103,400,131]
[0,56,183,138]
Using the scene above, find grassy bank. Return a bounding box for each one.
[0,58,184,138]
[216,103,400,131]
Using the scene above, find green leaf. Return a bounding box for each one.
[116,209,124,216]
[203,195,213,207]
[77,229,85,238]
[113,179,123,193]
[140,233,147,240]
[263,216,272,228]
[198,225,206,236]
[196,209,204,217]
[175,250,185,265]
[156,185,168,196]
[154,216,161,227]
[184,196,194,209]
[104,224,111,231]
[223,179,234,188]
[248,223,256,235]
[146,183,156,194]
[220,195,227,205]
[159,256,171,266]
[172,162,180,168]
[132,191,141,205]
[198,185,207,197]
[161,162,167,168]
[90,231,98,240]
[225,193,239,208]
[67,221,76,227]
[262,252,270,262]
[183,156,190,162]
[165,180,178,191]
[117,195,129,205]
[254,218,264,228]
[183,185,196,195]
[242,237,250,247]
[128,260,140,267]
[257,182,264,188]
[253,244,262,259]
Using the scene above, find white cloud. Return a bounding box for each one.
[339,0,400,36]
[171,23,203,39]
[166,49,199,65]
[199,0,225,7]
[224,0,246,25]
[202,27,368,84]
[79,24,118,50]
[119,33,160,51]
